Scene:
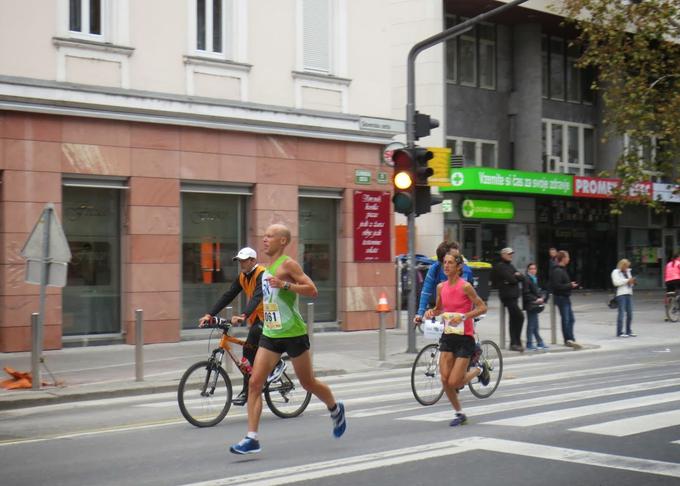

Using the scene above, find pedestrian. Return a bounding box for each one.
[199,247,264,406]
[523,262,548,350]
[413,240,473,325]
[549,250,582,349]
[492,247,525,352]
[611,258,636,338]
[229,223,346,455]
[424,253,488,427]
[548,247,559,276]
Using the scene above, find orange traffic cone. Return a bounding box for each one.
[376,292,390,313]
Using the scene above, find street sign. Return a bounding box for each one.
[377,172,389,184]
[355,169,371,185]
[461,199,514,219]
[21,203,72,287]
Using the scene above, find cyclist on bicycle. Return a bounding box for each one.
[414,241,473,325]
[665,252,680,294]
[199,246,264,406]
[424,253,488,427]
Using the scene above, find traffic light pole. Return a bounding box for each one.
[404,0,529,353]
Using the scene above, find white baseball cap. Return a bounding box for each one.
[233,247,257,261]
[500,247,514,255]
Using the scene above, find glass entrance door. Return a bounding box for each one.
[299,198,337,322]
[462,225,480,261]
[62,187,121,335]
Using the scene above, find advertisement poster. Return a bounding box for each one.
[353,190,391,262]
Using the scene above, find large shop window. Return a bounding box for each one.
[541,35,594,104]
[62,183,123,335]
[181,188,247,329]
[445,15,496,90]
[446,137,497,168]
[299,193,339,323]
[542,119,595,176]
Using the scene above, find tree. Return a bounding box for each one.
[557,0,680,213]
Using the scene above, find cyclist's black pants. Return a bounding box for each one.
[243,320,263,366]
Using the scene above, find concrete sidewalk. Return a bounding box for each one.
[1,290,678,410]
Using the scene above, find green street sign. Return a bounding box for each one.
[355,169,371,185]
[442,199,453,213]
[443,167,573,196]
[461,199,514,219]
[377,172,388,184]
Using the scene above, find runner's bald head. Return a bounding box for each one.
[268,223,291,246]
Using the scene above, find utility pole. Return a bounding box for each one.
[404,0,530,352]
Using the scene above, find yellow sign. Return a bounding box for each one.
[427,147,451,187]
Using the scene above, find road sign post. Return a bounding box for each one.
[20,203,72,390]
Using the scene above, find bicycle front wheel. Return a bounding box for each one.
[178,360,232,427]
[469,340,503,399]
[265,371,312,418]
[666,296,680,322]
[411,343,444,406]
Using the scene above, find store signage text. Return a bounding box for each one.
[574,176,653,199]
[653,183,680,203]
[443,168,573,196]
[461,199,514,220]
[353,190,391,262]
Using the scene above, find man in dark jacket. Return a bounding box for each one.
[549,250,582,349]
[492,247,525,352]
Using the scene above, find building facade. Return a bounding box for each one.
[0,0,407,352]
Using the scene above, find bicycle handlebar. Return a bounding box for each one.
[203,316,232,331]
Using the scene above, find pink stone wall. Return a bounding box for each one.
[0,111,396,352]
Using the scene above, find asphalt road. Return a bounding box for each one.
[1,343,679,486]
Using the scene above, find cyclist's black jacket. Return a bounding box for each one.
[209,270,263,318]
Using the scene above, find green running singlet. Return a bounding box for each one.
[262,255,308,338]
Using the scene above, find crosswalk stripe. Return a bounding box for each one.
[570,409,680,437]
[484,391,680,427]
[399,378,680,422]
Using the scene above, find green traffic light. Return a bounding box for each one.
[392,192,413,213]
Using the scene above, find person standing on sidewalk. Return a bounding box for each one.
[492,247,525,352]
[611,259,636,337]
[523,263,547,350]
[424,253,488,427]
[230,223,346,455]
[550,251,582,349]
[199,247,264,406]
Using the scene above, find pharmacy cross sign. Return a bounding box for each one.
[462,199,475,217]
[450,171,465,187]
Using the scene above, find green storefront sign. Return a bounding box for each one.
[461,199,514,219]
[443,167,573,197]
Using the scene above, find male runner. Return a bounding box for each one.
[229,223,346,455]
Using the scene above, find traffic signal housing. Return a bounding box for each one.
[391,148,415,215]
[413,146,443,216]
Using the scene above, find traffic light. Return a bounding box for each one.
[391,148,415,215]
[412,146,443,216]
[414,111,440,140]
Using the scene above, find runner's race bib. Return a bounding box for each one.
[441,312,464,335]
[263,302,282,330]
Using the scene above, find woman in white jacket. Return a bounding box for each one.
[611,259,636,337]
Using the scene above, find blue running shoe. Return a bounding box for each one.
[229,437,261,455]
[331,402,346,438]
[449,412,467,427]
[478,361,490,386]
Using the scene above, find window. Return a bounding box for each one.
[542,35,594,104]
[623,134,665,179]
[302,0,332,73]
[195,0,233,56]
[445,16,496,90]
[447,137,498,167]
[542,119,595,175]
[69,0,103,37]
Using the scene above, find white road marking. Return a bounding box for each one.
[400,377,680,422]
[571,409,680,437]
[485,391,680,427]
[180,436,680,486]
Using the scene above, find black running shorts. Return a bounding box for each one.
[258,334,310,358]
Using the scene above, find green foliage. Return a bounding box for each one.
[557,0,680,213]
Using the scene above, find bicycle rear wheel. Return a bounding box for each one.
[265,371,312,418]
[468,340,503,399]
[178,360,232,427]
[411,343,444,406]
[666,295,680,322]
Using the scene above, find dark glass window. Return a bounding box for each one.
[69,0,81,32]
[444,15,496,89]
[212,0,222,53]
[197,0,207,50]
[89,0,101,34]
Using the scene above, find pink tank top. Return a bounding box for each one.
[440,278,474,336]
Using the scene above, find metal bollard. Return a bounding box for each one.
[395,258,402,329]
[378,312,386,361]
[31,313,40,390]
[499,304,506,350]
[307,303,315,365]
[135,309,144,382]
[550,298,557,345]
